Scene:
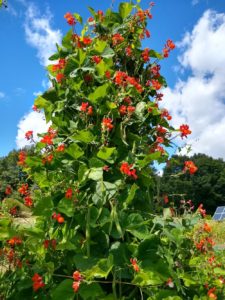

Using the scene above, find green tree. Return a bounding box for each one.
[160,153,225,214]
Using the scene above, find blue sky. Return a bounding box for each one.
[0,0,225,158]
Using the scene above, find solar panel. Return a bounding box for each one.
[212,206,225,221]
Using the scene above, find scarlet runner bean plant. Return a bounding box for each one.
[1,1,224,300]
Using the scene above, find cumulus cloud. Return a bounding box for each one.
[24,3,62,66]
[16,111,50,149]
[163,10,225,160]
[16,2,60,148]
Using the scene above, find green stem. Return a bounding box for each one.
[86,205,91,257]
[112,270,118,300]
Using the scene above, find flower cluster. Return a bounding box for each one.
[80,102,93,116]
[72,271,83,293]
[52,212,64,223]
[41,127,57,145]
[130,258,140,272]
[163,39,175,58]
[25,130,33,141]
[43,239,57,250]
[184,161,198,174]
[18,150,27,166]
[179,124,191,138]
[120,162,138,180]
[64,12,76,26]
[102,118,114,131]
[114,71,143,93]
[32,273,45,292]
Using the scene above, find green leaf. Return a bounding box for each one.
[57,198,75,217]
[124,183,139,208]
[85,255,113,279]
[79,282,105,299]
[73,13,83,24]
[34,196,54,217]
[94,40,107,53]
[87,168,103,181]
[132,270,164,286]
[97,147,116,162]
[96,60,109,76]
[34,96,53,122]
[150,50,163,59]
[66,143,84,159]
[119,2,133,19]
[125,213,149,239]
[88,83,109,103]
[88,7,96,17]
[137,152,161,168]
[51,279,74,300]
[101,47,115,58]
[71,130,95,143]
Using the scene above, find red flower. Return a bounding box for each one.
[203,223,211,233]
[179,124,191,138]
[42,153,54,164]
[184,161,198,174]
[161,109,172,120]
[207,288,217,299]
[64,12,76,26]
[80,102,89,112]
[151,79,162,90]
[56,73,65,83]
[56,144,65,152]
[167,39,175,50]
[163,39,175,58]
[7,237,22,247]
[82,36,92,45]
[73,271,82,281]
[156,136,164,144]
[142,48,150,62]
[72,281,80,293]
[88,17,94,23]
[17,151,27,166]
[5,186,12,195]
[32,273,45,292]
[102,118,114,131]
[119,105,127,116]
[120,162,138,180]
[52,212,65,224]
[130,258,140,272]
[65,188,73,199]
[24,195,33,207]
[18,183,29,196]
[103,165,110,172]
[145,29,151,38]
[105,70,111,79]
[41,134,53,145]
[92,56,101,64]
[25,130,33,140]
[198,204,206,217]
[87,106,93,116]
[112,33,124,46]
[166,277,174,288]
[125,46,132,56]
[127,106,135,114]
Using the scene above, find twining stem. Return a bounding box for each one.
[112,269,118,300]
[86,205,91,257]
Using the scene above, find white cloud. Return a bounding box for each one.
[0,92,5,99]
[24,3,62,66]
[16,111,50,149]
[163,10,225,160]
